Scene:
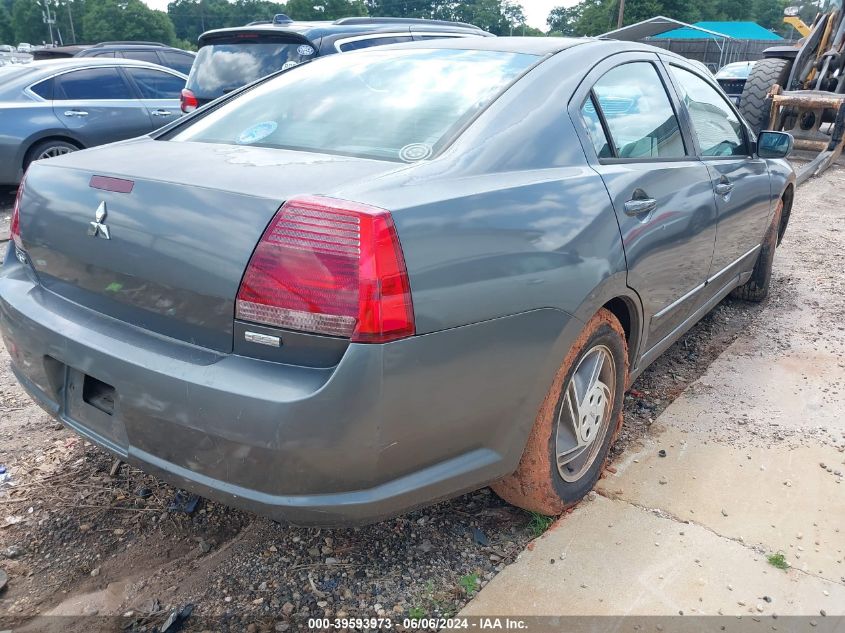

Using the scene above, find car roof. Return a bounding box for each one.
[199,17,490,43]
[366,35,592,56]
[13,57,188,78]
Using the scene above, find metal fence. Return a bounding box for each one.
[643,38,796,72]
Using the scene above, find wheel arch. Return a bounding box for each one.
[21,133,85,171]
[778,182,794,246]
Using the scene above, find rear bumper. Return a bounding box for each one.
[0,258,575,525]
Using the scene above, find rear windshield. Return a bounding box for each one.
[171,48,537,162]
[186,39,316,98]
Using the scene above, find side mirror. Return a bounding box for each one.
[757,131,793,158]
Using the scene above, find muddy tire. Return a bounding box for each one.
[731,199,783,302]
[739,58,792,135]
[491,309,628,516]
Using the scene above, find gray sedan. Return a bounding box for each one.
[0,58,187,185]
[1,38,795,525]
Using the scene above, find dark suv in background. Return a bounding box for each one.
[75,42,196,74]
[181,15,492,112]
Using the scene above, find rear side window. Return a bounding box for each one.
[126,67,185,99]
[337,35,413,52]
[55,67,134,100]
[30,77,53,100]
[590,62,686,159]
[160,50,194,74]
[173,48,537,162]
[187,40,317,99]
[580,94,612,158]
[89,51,115,58]
[669,65,747,157]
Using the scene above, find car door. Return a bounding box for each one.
[123,66,186,129]
[53,66,153,146]
[665,62,773,282]
[570,54,718,355]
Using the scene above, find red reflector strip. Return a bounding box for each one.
[90,176,134,194]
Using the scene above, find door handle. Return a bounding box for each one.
[151,109,173,117]
[714,178,734,196]
[624,197,658,217]
[63,110,88,117]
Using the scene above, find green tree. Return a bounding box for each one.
[547,4,581,34]
[83,0,176,44]
[285,0,367,20]
[12,0,47,44]
[0,3,14,43]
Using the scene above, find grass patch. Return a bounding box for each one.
[767,552,789,570]
[408,606,426,620]
[527,511,553,537]
[459,572,479,595]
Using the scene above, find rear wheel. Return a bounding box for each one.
[24,139,79,170]
[739,58,792,135]
[492,309,628,516]
[731,198,783,302]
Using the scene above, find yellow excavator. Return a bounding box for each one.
[740,0,845,183]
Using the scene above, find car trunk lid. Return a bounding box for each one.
[18,138,403,352]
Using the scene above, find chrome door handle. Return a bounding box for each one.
[152,109,173,117]
[624,197,658,216]
[63,110,88,117]
[715,179,734,195]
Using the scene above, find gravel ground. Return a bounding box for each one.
[0,175,810,631]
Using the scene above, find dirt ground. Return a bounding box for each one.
[0,165,832,632]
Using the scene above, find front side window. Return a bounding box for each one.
[126,67,185,99]
[337,36,414,52]
[172,48,537,162]
[121,50,161,64]
[56,68,134,100]
[591,62,686,159]
[670,65,747,157]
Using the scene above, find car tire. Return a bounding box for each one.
[24,139,79,170]
[491,308,628,516]
[739,58,792,135]
[730,198,784,302]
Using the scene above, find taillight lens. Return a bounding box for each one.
[180,88,198,113]
[236,195,415,343]
[10,172,26,251]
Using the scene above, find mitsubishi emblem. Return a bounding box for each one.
[88,201,111,239]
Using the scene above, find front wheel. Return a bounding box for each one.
[492,309,628,515]
[739,58,792,135]
[730,198,783,302]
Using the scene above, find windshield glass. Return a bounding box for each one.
[186,39,316,98]
[172,48,537,162]
[716,62,753,79]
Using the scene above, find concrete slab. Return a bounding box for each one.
[600,426,845,583]
[462,495,844,616]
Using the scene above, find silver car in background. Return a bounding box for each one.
[0,58,187,185]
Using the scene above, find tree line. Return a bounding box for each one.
[0,0,542,49]
[0,0,795,50]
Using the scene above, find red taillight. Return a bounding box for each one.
[10,172,26,251]
[236,195,415,343]
[180,88,198,113]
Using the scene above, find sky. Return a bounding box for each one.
[139,0,570,31]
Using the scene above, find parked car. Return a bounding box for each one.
[182,15,492,111]
[75,42,196,75]
[2,38,795,525]
[716,61,755,104]
[32,45,92,60]
[0,58,187,185]
[17,43,33,53]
